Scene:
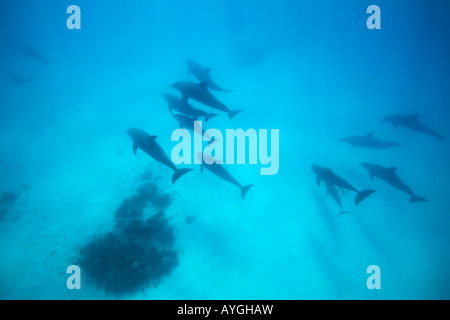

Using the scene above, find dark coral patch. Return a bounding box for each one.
[78,172,178,296]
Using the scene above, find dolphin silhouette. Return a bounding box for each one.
[198,153,253,199]
[381,114,445,142]
[17,45,51,65]
[325,181,351,216]
[340,132,401,149]
[360,162,427,203]
[170,81,241,119]
[161,93,217,123]
[127,128,192,183]
[8,72,34,85]
[186,59,230,92]
[312,164,376,206]
[172,114,215,141]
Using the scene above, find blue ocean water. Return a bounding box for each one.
[0,0,449,299]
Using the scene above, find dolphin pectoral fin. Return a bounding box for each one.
[172,168,193,184]
[241,184,254,200]
[410,195,428,203]
[316,176,321,187]
[132,142,138,156]
[181,93,188,102]
[228,110,242,120]
[149,135,157,142]
[369,172,374,181]
[355,189,376,206]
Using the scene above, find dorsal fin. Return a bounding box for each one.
[204,67,211,74]
[148,135,157,141]
[388,167,397,173]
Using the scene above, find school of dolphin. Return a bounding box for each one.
[127,59,446,208]
[127,60,254,200]
[313,113,445,215]
[8,48,447,209]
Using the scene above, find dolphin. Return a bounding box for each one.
[127,128,193,184]
[325,181,351,216]
[8,72,34,85]
[360,162,427,203]
[381,114,445,142]
[312,164,376,206]
[170,81,242,119]
[161,93,217,123]
[172,114,214,141]
[198,153,254,199]
[17,45,51,65]
[340,132,401,149]
[186,59,230,92]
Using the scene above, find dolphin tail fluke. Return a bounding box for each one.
[204,113,218,123]
[228,110,242,120]
[410,195,428,203]
[355,189,376,206]
[172,168,193,184]
[241,184,254,200]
